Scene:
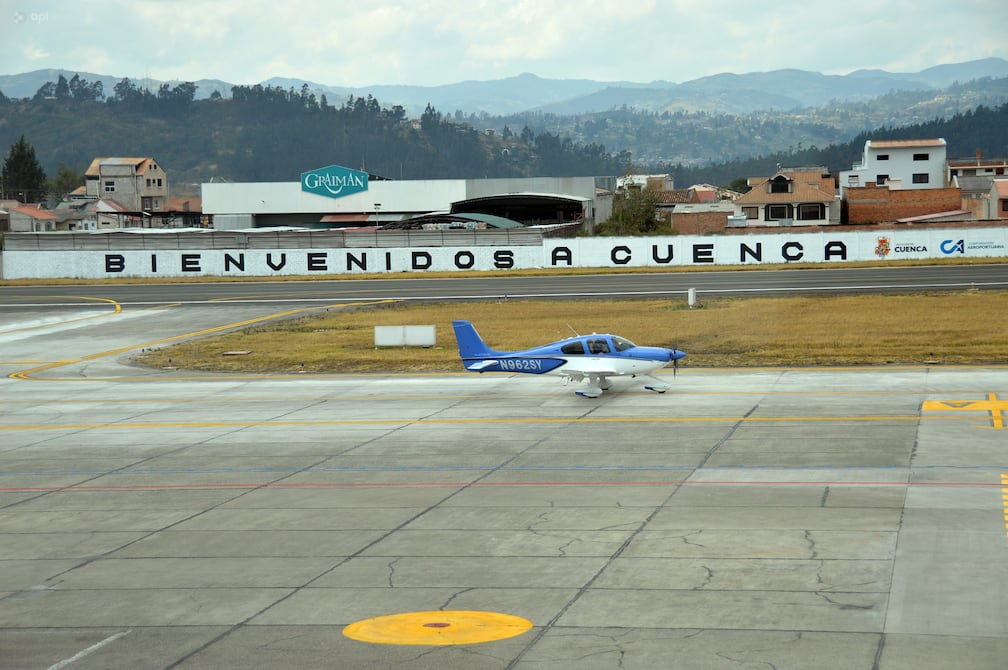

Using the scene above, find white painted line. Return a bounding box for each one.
[47,630,131,670]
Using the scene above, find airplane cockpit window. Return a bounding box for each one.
[587,338,610,354]
[612,336,636,351]
[561,341,585,355]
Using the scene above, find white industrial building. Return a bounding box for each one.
[202,166,612,230]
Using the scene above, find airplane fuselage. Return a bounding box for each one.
[453,323,686,396]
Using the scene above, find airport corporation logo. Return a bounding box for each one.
[301,165,369,199]
[941,239,965,255]
[942,238,1006,254]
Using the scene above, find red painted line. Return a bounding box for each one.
[0,480,1002,492]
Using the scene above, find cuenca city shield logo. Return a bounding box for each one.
[300,165,369,199]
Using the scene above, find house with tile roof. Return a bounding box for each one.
[6,202,60,232]
[733,167,838,227]
[84,157,169,225]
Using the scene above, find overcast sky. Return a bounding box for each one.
[6,0,1007,87]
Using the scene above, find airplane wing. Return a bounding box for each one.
[558,358,619,378]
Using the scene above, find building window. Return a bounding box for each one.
[797,203,824,220]
[765,204,792,220]
[157,178,163,187]
[1001,200,1008,213]
[876,175,889,185]
[742,206,758,219]
[104,181,115,192]
[913,153,929,161]
[768,177,791,194]
[877,154,889,161]
[912,173,929,184]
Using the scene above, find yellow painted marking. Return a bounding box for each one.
[343,610,532,646]
[8,300,394,381]
[0,296,121,335]
[923,393,1006,429]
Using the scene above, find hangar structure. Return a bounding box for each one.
[202,165,611,231]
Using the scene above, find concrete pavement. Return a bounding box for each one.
[1,301,1007,669]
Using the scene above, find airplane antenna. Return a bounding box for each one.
[566,323,580,336]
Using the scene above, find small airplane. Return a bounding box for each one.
[452,320,686,398]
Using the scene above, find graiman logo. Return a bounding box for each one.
[941,239,965,255]
[874,237,891,258]
[301,165,368,199]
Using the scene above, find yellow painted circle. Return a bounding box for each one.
[343,610,533,646]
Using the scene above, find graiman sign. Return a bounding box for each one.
[300,165,368,199]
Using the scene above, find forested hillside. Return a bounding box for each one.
[666,103,1008,188]
[1,74,1006,196]
[0,77,627,192]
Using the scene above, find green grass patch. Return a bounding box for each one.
[134,290,1008,372]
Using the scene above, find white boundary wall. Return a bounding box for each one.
[2,228,1005,279]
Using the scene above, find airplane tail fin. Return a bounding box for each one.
[452,320,502,359]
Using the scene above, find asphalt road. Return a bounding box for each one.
[2,263,1007,311]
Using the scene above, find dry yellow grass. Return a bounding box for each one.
[134,290,1008,372]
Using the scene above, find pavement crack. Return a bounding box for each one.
[804,530,819,559]
[816,592,876,611]
[440,587,474,610]
[697,564,714,589]
[386,557,402,587]
[680,530,706,548]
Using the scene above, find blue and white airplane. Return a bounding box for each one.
[452,320,686,398]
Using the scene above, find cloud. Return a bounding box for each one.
[2,0,1004,87]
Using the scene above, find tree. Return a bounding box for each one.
[55,74,70,100]
[33,81,56,100]
[48,163,84,199]
[2,135,48,202]
[601,177,664,235]
[726,176,751,194]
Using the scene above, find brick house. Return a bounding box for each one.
[844,182,964,224]
[990,179,1008,220]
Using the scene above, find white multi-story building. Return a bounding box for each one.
[839,139,947,198]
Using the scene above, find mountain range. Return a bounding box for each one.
[2,58,1006,117]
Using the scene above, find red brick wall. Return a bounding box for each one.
[671,211,729,235]
[845,185,963,224]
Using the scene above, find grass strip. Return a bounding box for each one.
[133,290,1007,372]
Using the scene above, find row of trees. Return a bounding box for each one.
[5,74,628,183]
[33,74,104,102]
